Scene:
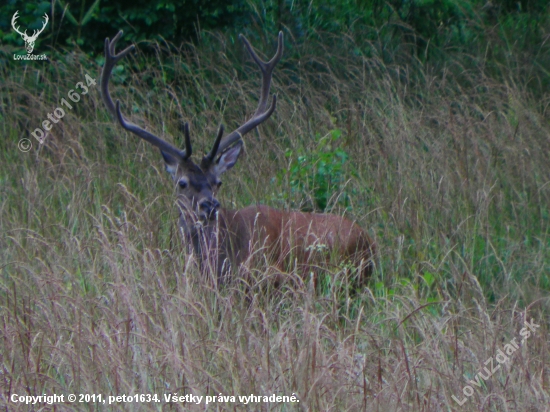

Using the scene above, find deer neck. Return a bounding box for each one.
[178,208,231,263]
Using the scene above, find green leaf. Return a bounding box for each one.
[423,272,435,287]
[57,0,78,26]
[330,128,342,140]
[81,0,101,26]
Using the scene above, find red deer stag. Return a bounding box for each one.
[101,31,375,288]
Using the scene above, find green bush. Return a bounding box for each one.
[275,129,356,212]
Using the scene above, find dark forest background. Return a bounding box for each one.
[1,0,550,95]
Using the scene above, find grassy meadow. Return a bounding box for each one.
[1,28,550,411]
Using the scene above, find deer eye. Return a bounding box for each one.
[217,181,222,188]
[178,180,188,189]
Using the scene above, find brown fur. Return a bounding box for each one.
[212,205,376,287]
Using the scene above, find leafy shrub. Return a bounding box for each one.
[274,129,356,212]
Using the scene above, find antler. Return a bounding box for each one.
[11,12,49,40]
[30,14,49,40]
[11,11,26,37]
[102,31,283,164]
[101,31,188,161]
[206,32,284,161]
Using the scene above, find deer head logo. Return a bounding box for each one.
[11,11,49,54]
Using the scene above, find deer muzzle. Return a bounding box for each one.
[198,199,220,222]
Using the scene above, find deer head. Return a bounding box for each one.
[159,123,245,226]
[11,11,49,54]
[101,31,283,229]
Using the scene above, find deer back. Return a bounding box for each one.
[218,205,375,285]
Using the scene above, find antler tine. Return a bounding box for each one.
[102,31,187,161]
[241,31,284,116]
[183,122,192,158]
[101,31,135,117]
[11,11,26,37]
[32,14,49,38]
[203,125,224,166]
[216,31,283,153]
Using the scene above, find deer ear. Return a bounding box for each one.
[214,141,243,176]
[161,150,179,179]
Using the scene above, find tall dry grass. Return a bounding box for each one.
[1,30,549,410]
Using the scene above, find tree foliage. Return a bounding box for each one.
[0,0,248,51]
[1,0,549,94]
